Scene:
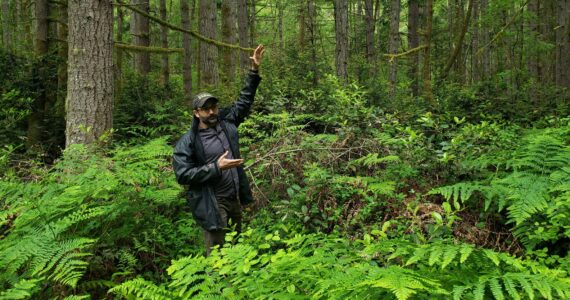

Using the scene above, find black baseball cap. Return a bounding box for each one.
[192,92,219,109]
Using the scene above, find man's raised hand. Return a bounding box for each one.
[250,44,265,71]
[217,150,244,170]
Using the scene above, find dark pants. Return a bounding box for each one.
[204,198,242,256]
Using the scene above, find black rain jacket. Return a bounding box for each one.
[173,71,261,231]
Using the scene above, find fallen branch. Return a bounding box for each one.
[383,45,427,62]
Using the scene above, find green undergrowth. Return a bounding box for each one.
[111,228,570,300]
[1,104,570,298]
[0,138,202,298]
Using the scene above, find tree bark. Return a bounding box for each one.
[181,0,192,101]
[388,0,400,96]
[199,0,219,86]
[307,0,318,85]
[57,0,68,109]
[480,0,490,79]
[2,0,12,50]
[221,0,237,82]
[249,0,256,46]
[278,0,284,49]
[364,0,375,74]
[334,0,349,83]
[527,0,538,80]
[237,0,249,70]
[441,0,473,80]
[556,0,570,88]
[408,0,420,96]
[66,0,114,147]
[299,0,306,51]
[116,5,124,98]
[160,0,170,84]
[27,0,50,148]
[422,0,434,104]
[132,0,151,75]
[471,0,480,83]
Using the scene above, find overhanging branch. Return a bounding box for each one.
[114,1,255,52]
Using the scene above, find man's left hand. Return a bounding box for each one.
[250,44,265,71]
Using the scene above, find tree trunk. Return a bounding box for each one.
[299,0,306,51]
[334,0,349,83]
[160,0,170,84]
[27,0,50,148]
[181,0,192,101]
[66,0,114,147]
[116,5,124,98]
[278,0,284,49]
[556,0,570,89]
[308,0,318,86]
[1,0,11,50]
[237,0,249,70]
[388,0,400,96]
[408,0,420,96]
[441,0,473,80]
[471,0,480,83]
[480,0,490,79]
[221,0,237,83]
[199,0,219,86]
[132,0,151,75]
[249,0,256,46]
[422,0,434,105]
[527,0,538,80]
[364,0,375,74]
[57,0,68,109]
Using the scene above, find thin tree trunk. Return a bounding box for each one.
[27,0,50,148]
[278,0,284,49]
[1,0,11,50]
[57,0,68,110]
[132,0,151,75]
[409,0,420,96]
[527,0,538,79]
[422,0,434,105]
[160,0,170,84]
[471,0,480,83]
[299,0,306,51]
[199,0,218,86]
[249,0,256,46]
[441,0,473,80]
[364,0,375,75]
[388,0,400,96]
[480,0,490,79]
[66,0,114,147]
[181,0,192,101]
[221,0,237,83]
[116,5,124,99]
[556,0,570,88]
[334,0,349,83]
[308,0,318,86]
[237,0,249,70]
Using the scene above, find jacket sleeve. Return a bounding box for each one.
[223,70,261,127]
[173,133,221,185]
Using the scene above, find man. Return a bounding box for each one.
[173,45,265,256]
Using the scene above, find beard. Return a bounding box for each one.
[199,114,219,127]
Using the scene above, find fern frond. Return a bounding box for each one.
[109,277,175,300]
[358,266,448,300]
[0,278,41,300]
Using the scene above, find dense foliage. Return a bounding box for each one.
[1,76,569,298]
[2,0,570,298]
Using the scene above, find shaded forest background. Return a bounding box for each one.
[1,0,570,299]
